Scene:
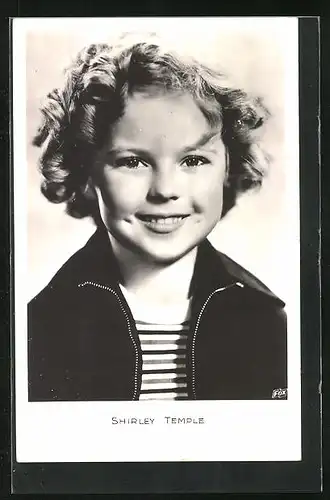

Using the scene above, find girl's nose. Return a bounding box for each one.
[147,165,181,201]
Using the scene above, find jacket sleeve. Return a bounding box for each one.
[258,303,288,399]
[28,286,56,401]
[28,284,78,401]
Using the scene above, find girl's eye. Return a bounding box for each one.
[181,156,210,168]
[115,157,148,169]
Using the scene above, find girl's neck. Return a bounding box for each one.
[108,233,197,305]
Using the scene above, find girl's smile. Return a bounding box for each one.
[92,90,227,263]
[135,213,190,233]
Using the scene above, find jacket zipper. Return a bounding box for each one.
[78,281,140,400]
[78,280,244,401]
[191,281,244,399]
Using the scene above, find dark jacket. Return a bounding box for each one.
[28,227,287,401]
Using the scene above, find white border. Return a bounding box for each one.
[13,17,301,463]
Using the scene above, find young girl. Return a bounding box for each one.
[28,36,287,401]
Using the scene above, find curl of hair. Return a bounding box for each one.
[33,38,271,219]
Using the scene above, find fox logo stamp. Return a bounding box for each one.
[272,388,288,399]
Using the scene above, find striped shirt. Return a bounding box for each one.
[119,285,191,400]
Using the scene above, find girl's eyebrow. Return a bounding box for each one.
[106,148,154,163]
[180,130,221,153]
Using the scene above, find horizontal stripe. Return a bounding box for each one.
[140,385,188,393]
[142,364,186,372]
[142,352,186,358]
[142,353,186,361]
[141,341,187,348]
[136,324,189,331]
[142,372,187,381]
[141,344,186,352]
[140,381,187,390]
[135,319,189,327]
[142,381,187,389]
[139,392,189,400]
[136,319,189,401]
[139,334,188,341]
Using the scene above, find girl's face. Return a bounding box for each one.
[92,91,227,264]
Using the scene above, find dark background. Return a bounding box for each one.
[1,9,326,499]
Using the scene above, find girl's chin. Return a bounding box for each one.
[106,226,201,264]
[132,242,198,265]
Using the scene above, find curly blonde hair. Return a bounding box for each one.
[33,37,270,219]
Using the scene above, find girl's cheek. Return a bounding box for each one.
[102,176,149,214]
[192,178,224,214]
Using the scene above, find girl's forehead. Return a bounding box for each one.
[107,91,223,152]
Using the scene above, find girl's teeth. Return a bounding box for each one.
[147,217,183,224]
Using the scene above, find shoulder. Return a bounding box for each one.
[200,239,286,309]
[215,249,287,345]
[29,230,101,309]
[221,252,285,306]
[29,254,82,312]
[28,249,89,337]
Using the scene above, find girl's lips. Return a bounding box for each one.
[136,214,189,233]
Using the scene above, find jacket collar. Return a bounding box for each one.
[191,238,284,306]
[77,226,284,307]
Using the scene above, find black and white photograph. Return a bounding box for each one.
[13,17,303,465]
